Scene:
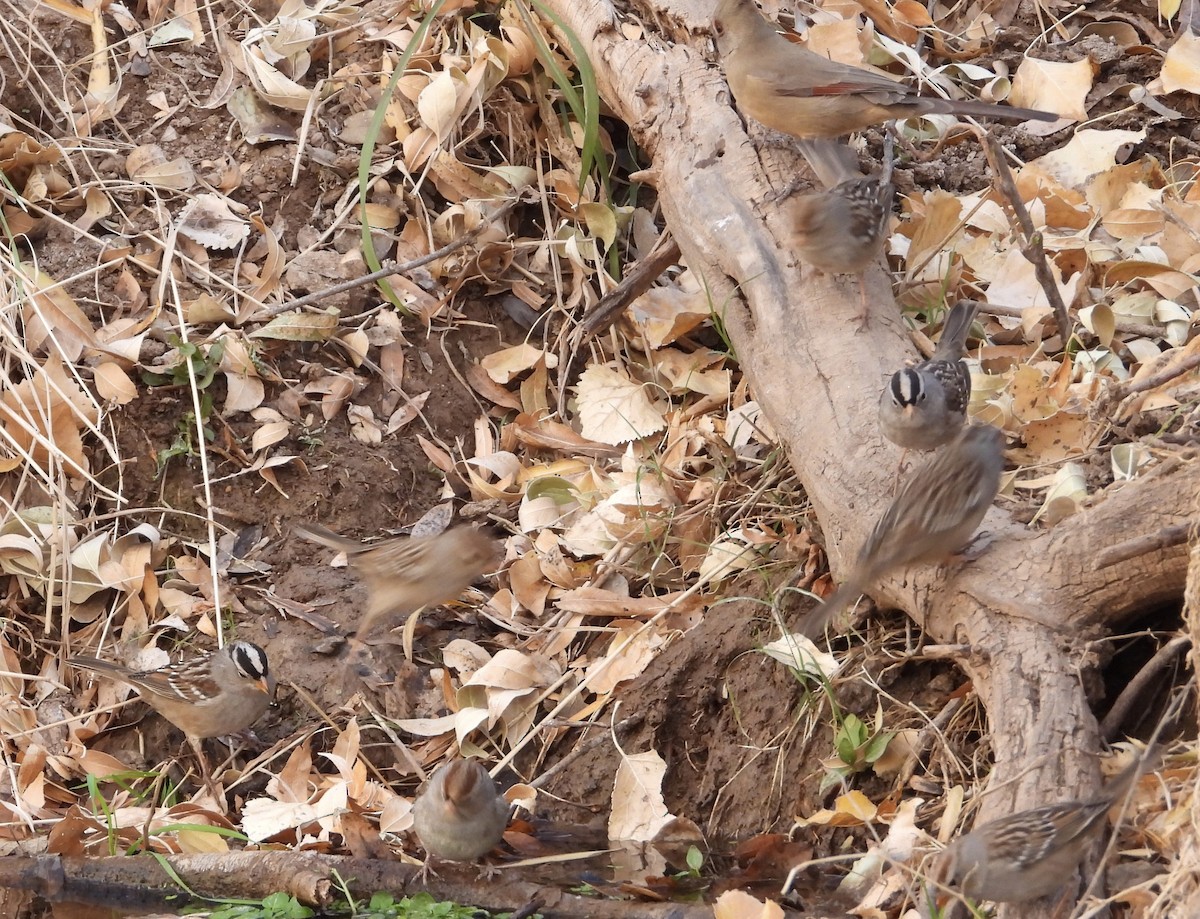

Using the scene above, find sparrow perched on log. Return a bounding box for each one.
[880,300,979,451]
[789,138,894,280]
[801,424,1006,638]
[713,0,1057,139]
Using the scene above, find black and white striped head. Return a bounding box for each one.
[229,641,273,695]
[887,367,928,412]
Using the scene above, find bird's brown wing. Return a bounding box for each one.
[771,52,909,99]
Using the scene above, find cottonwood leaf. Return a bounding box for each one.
[126,145,195,189]
[176,193,249,250]
[251,309,339,342]
[1160,30,1200,94]
[697,537,757,586]
[242,51,312,111]
[1030,462,1087,525]
[760,634,842,681]
[609,749,672,843]
[1010,57,1094,120]
[93,363,137,405]
[480,343,549,383]
[575,366,666,445]
[418,70,459,139]
[1030,128,1146,190]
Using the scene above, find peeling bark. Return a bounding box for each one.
[0,852,716,918]
[538,2,1193,914]
[1167,499,1200,914]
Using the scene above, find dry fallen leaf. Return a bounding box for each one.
[176,193,250,250]
[1009,57,1094,120]
[1029,128,1147,191]
[575,365,668,444]
[713,890,786,919]
[609,749,673,843]
[1157,30,1200,94]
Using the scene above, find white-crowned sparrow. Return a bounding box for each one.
[294,523,498,636]
[789,138,894,277]
[801,424,1006,638]
[934,751,1152,904]
[713,0,1057,139]
[70,640,275,739]
[412,758,510,880]
[879,300,979,451]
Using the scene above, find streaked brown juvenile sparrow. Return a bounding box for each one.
[879,300,979,451]
[713,0,1057,139]
[789,138,894,278]
[70,640,275,739]
[801,424,1006,638]
[412,758,510,880]
[934,750,1154,904]
[294,523,498,636]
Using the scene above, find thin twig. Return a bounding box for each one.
[974,299,1162,339]
[574,234,681,345]
[898,695,963,789]
[557,232,681,415]
[526,713,643,789]
[1099,636,1192,740]
[982,136,1072,339]
[1094,523,1192,570]
[1108,349,1200,403]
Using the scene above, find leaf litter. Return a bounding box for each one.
[0,0,1195,914]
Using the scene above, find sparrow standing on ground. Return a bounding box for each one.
[71,641,275,800]
[934,749,1157,905]
[412,758,511,880]
[70,641,274,739]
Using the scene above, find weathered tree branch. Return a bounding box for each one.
[0,853,713,918]
[539,2,1191,915]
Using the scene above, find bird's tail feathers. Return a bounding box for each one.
[797,138,864,190]
[933,299,979,361]
[941,98,1058,123]
[800,578,866,639]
